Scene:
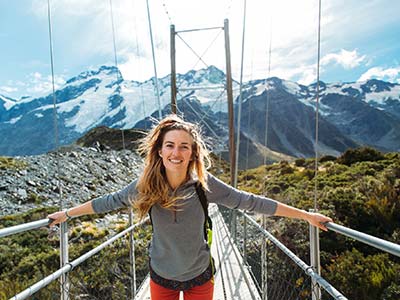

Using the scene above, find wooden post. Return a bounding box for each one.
[170,24,177,114]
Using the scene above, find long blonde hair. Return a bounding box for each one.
[133,115,211,220]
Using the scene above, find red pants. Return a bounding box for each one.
[150,278,214,300]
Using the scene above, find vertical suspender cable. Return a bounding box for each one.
[132,0,147,128]
[231,0,247,244]
[245,55,254,171]
[46,1,69,299]
[47,0,59,157]
[146,0,162,119]
[314,0,322,211]
[233,0,247,188]
[262,11,273,300]
[109,0,126,150]
[310,2,323,300]
[263,21,273,167]
[243,54,254,265]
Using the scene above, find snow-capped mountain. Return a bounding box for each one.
[222,75,399,161]
[0,65,235,156]
[1,65,399,165]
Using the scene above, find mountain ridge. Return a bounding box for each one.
[1,65,399,165]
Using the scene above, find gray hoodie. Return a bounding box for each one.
[92,172,277,281]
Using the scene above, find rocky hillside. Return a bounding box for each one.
[0,146,143,216]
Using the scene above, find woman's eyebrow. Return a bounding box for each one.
[164,140,190,145]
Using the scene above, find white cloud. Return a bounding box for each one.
[27,0,324,84]
[0,86,18,93]
[13,0,399,90]
[25,72,65,97]
[358,66,400,83]
[321,49,366,69]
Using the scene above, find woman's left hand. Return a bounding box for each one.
[306,212,333,231]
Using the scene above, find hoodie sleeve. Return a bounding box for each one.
[206,173,278,216]
[91,179,138,213]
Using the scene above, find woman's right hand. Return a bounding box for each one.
[48,211,68,227]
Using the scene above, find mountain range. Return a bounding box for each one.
[1,65,399,168]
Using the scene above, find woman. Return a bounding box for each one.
[48,114,332,300]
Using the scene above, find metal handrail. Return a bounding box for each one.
[325,222,400,258]
[0,218,51,238]
[240,211,348,300]
[10,217,149,300]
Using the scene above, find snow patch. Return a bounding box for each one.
[7,116,22,124]
[282,80,301,95]
[0,95,16,110]
[364,87,400,104]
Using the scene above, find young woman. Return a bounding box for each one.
[48,114,332,300]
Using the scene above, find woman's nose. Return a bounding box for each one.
[172,147,180,155]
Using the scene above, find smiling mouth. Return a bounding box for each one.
[169,159,183,164]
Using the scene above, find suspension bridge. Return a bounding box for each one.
[1,1,400,299]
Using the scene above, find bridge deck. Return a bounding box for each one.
[134,204,260,300]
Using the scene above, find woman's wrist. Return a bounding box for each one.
[302,210,312,222]
[64,209,73,221]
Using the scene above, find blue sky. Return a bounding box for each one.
[1,0,399,100]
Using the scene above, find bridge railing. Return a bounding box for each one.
[0,219,51,238]
[2,205,399,300]
[324,222,400,258]
[0,214,150,300]
[222,205,400,300]
[219,206,347,300]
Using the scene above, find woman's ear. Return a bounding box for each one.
[158,150,162,157]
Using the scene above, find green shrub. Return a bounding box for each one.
[0,156,28,170]
[338,147,385,166]
[326,249,397,300]
[319,155,337,163]
[295,158,306,167]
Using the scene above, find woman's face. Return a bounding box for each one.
[159,129,194,175]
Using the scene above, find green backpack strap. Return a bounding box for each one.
[195,182,213,248]
[195,182,215,276]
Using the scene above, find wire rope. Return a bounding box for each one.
[146,0,162,119]
[46,1,69,299]
[175,33,210,69]
[181,95,221,140]
[263,16,273,168]
[261,8,274,300]
[245,55,254,171]
[109,0,126,150]
[174,28,224,114]
[313,0,322,211]
[187,29,223,73]
[131,0,147,128]
[46,0,62,207]
[162,1,173,25]
[233,0,247,188]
